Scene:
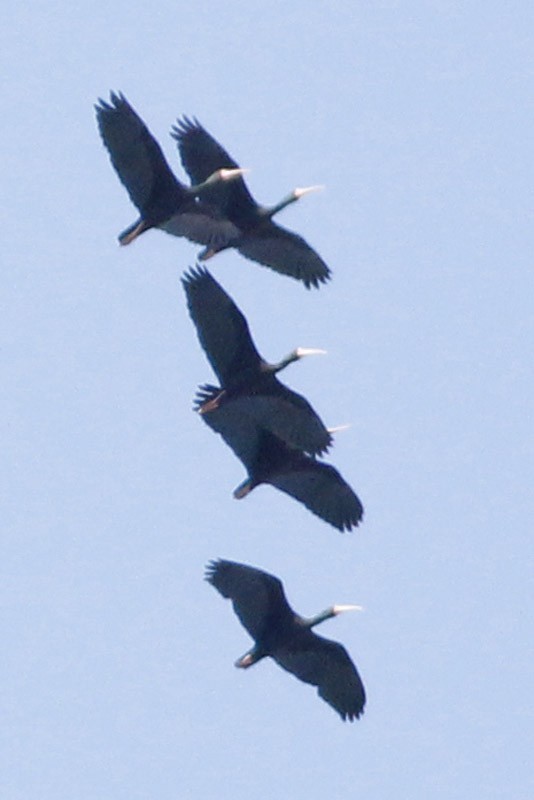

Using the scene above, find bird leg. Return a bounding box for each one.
[198,389,227,414]
[233,478,253,500]
[118,219,150,245]
[198,245,219,261]
[234,647,263,668]
[234,653,255,668]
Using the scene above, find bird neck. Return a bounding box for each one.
[187,174,219,197]
[187,167,246,197]
[304,607,336,629]
[268,351,300,374]
[261,191,299,219]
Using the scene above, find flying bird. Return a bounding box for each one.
[182,265,331,456]
[95,92,244,246]
[206,559,366,721]
[172,117,331,289]
[197,394,363,531]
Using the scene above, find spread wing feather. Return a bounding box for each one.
[237,223,331,288]
[96,92,184,213]
[206,560,295,640]
[182,266,262,383]
[269,459,363,531]
[273,633,366,721]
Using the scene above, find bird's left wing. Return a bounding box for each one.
[274,634,366,721]
[95,92,184,214]
[237,222,331,289]
[182,266,263,384]
[205,560,294,640]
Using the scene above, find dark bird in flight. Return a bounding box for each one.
[95,92,245,246]
[182,266,331,457]
[206,559,366,721]
[172,117,331,289]
[197,394,363,531]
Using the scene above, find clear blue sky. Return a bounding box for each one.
[3,3,533,798]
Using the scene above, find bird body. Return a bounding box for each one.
[198,395,363,531]
[173,117,331,288]
[206,559,366,721]
[182,266,332,457]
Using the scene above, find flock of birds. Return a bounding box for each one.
[96,92,366,722]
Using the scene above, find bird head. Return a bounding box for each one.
[327,423,352,435]
[210,167,250,183]
[332,604,363,615]
[293,347,327,359]
[292,184,325,199]
[306,604,363,629]
[270,347,327,374]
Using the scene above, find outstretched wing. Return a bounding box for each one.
[237,221,331,289]
[196,385,331,458]
[269,455,363,531]
[96,92,184,214]
[182,266,262,384]
[172,116,257,217]
[205,559,295,640]
[232,388,332,456]
[274,632,366,721]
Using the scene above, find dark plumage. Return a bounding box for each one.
[206,559,366,721]
[172,117,331,288]
[182,266,331,456]
[198,395,363,531]
[95,92,242,246]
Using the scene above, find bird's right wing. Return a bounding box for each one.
[237,222,331,289]
[269,459,363,531]
[182,266,263,384]
[274,634,366,721]
[96,92,184,213]
[205,559,294,640]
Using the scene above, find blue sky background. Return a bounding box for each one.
[3,2,533,798]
